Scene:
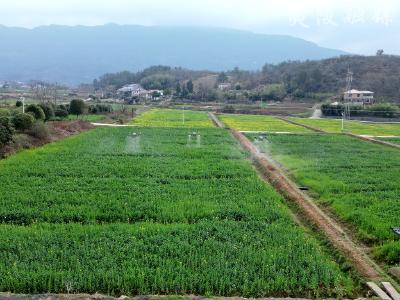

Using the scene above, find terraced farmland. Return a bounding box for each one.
[130,108,213,128]
[290,117,400,136]
[249,133,400,265]
[0,126,355,297]
[219,114,310,132]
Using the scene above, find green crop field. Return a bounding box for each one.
[219,114,310,132]
[248,133,400,265]
[66,114,107,122]
[0,127,354,297]
[290,117,400,136]
[130,108,213,128]
[377,137,400,145]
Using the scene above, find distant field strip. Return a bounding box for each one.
[0,127,354,297]
[248,133,400,266]
[290,117,400,136]
[130,108,213,128]
[219,114,311,132]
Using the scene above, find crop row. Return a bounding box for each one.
[249,133,400,265]
[219,114,310,132]
[0,126,355,296]
[290,117,400,136]
[130,109,213,128]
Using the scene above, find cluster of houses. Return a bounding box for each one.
[117,84,163,100]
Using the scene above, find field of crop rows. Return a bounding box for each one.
[378,137,400,145]
[219,114,310,132]
[290,117,400,136]
[130,108,213,128]
[249,133,400,266]
[0,126,355,297]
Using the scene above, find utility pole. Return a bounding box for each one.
[20,97,25,113]
[342,67,353,131]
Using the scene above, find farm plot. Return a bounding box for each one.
[290,117,400,136]
[219,114,310,133]
[0,127,354,297]
[248,133,400,265]
[130,108,213,128]
[377,137,400,145]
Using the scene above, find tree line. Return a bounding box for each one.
[91,54,400,103]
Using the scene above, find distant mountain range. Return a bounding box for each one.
[0,24,348,85]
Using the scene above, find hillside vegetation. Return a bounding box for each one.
[264,55,400,101]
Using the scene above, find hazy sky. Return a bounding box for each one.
[1,0,399,54]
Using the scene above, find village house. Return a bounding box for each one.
[343,89,374,105]
[117,84,163,100]
[217,83,231,91]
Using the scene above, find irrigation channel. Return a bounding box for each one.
[209,112,398,291]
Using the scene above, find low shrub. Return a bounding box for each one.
[0,108,11,117]
[0,116,14,147]
[12,113,34,131]
[29,121,50,140]
[55,108,69,118]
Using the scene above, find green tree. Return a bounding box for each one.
[26,104,45,120]
[186,80,194,93]
[38,103,55,121]
[69,99,86,117]
[217,72,228,83]
[175,83,182,96]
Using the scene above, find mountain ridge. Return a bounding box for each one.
[0,24,348,85]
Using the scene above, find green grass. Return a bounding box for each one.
[377,137,400,145]
[130,109,213,128]
[0,127,354,297]
[290,117,400,136]
[249,133,400,265]
[65,114,107,122]
[219,114,311,132]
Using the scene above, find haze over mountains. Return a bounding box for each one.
[0,24,348,85]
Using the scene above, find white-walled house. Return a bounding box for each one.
[343,89,374,105]
[117,84,147,97]
[117,84,163,100]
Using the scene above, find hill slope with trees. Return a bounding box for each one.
[263,54,400,101]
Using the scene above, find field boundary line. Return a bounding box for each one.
[345,133,400,150]
[276,117,327,133]
[209,112,225,128]
[229,128,387,281]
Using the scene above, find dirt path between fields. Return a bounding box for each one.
[208,113,384,280]
[275,117,327,133]
[208,112,225,128]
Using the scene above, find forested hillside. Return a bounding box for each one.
[93,55,400,103]
[263,55,400,101]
